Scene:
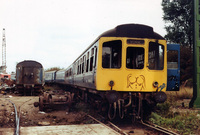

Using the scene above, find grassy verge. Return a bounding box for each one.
[149,87,200,135]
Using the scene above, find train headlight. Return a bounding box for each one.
[109,80,114,87]
[153,81,159,88]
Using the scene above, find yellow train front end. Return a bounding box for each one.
[96,37,167,93]
[93,24,167,120]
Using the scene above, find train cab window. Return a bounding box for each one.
[167,50,178,69]
[126,47,144,69]
[148,42,164,70]
[102,40,122,68]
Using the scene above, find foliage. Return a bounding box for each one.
[150,109,200,134]
[155,102,171,115]
[45,67,63,72]
[162,0,193,84]
[180,46,193,83]
[150,86,199,134]
[162,0,193,48]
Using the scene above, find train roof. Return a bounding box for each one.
[72,24,165,64]
[16,60,43,68]
[99,24,164,39]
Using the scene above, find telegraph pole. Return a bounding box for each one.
[189,0,200,108]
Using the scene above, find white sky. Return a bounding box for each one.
[0,0,166,73]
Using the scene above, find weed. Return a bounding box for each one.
[150,102,200,134]
[150,112,200,134]
[156,102,170,114]
[166,87,193,102]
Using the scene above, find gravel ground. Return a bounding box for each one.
[0,94,95,128]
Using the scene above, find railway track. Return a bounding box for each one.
[87,113,179,135]
[87,115,128,135]
[140,120,179,135]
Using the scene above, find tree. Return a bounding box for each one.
[45,67,63,72]
[162,0,193,48]
[162,0,193,84]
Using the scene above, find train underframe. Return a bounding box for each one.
[16,84,43,96]
[71,87,167,122]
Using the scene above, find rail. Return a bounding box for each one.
[87,115,128,135]
[4,97,33,135]
[140,120,179,135]
[5,98,19,135]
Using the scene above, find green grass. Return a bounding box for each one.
[149,111,200,135]
[149,87,200,134]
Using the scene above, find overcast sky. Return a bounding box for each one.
[0,0,166,73]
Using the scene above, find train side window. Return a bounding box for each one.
[148,42,164,70]
[78,61,80,74]
[75,63,77,75]
[66,71,68,77]
[90,48,94,71]
[167,50,178,69]
[80,58,82,74]
[126,47,144,69]
[74,64,76,75]
[82,56,85,73]
[81,57,84,73]
[77,62,78,74]
[86,52,89,72]
[94,47,98,68]
[70,68,72,76]
[102,40,122,68]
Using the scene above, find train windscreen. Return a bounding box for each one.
[102,40,122,69]
[148,42,164,70]
[126,47,144,69]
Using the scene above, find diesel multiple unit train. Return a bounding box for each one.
[44,24,180,120]
[16,60,44,95]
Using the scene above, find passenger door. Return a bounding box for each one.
[167,44,180,91]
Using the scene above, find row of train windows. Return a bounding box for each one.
[76,47,97,75]
[102,40,164,70]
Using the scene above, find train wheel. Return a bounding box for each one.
[48,96,53,108]
[39,96,44,111]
